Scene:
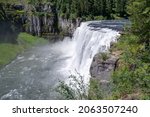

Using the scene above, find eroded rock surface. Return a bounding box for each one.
[90,51,121,97]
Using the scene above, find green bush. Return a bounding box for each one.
[94,16,105,20]
[56,73,103,100]
[112,33,150,99]
[99,52,110,61]
[56,73,88,100]
[88,79,103,100]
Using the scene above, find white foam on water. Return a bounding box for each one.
[68,21,120,85]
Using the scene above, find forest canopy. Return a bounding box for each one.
[0,0,128,20]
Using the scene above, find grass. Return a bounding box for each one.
[17,32,47,48]
[0,32,47,68]
[0,44,23,68]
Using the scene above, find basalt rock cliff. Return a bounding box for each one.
[0,3,81,43]
[90,50,122,97]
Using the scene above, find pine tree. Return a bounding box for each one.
[127,0,150,46]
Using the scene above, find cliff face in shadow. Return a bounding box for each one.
[0,3,23,43]
[0,3,80,43]
[24,3,58,36]
[24,3,81,37]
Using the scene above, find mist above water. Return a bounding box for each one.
[0,20,127,99]
[68,21,121,85]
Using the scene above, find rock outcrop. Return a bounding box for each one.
[24,3,81,37]
[24,3,58,36]
[0,3,23,43]
[90,53,119,80]
[90,51,122,97]
[0,3,80,42]
[58,17,81,36]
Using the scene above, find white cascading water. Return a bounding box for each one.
[69,21,120,85]
[0,20,125,99]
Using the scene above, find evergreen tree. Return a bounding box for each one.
[127,0,150,47]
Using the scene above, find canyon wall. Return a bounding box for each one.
[0,3,81,42]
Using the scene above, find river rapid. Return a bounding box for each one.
[0,38,74,99]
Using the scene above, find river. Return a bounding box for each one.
[0,38,75,99]
[0,20,128,100]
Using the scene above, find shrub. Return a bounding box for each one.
[99,52,109,61]
[88,79,103,100]
[94,16,105,20]
[56,74,103,100]
[112,33,150,99]
[56,73,88,100]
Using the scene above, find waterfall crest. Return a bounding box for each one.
[69,21,121,84]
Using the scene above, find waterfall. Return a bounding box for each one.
[69,21,121,85]
[0,20,127,99]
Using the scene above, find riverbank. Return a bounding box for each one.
[0,33,47,69]
[90,31,150,100]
